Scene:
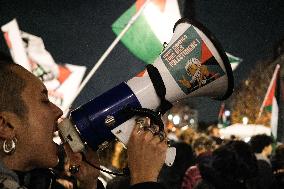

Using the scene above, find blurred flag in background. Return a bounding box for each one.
[258,64,281,141]
[1,19,86,111]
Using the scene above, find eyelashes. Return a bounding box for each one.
[42,99,50,104]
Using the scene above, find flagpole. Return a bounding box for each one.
[257,64,280,118]
[63,0,152,116]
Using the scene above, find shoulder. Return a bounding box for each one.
[0,163,26,189]
[0,176,26,189]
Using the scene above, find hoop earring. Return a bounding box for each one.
[3,138,17,155]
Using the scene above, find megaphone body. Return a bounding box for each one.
[58,19,234,166]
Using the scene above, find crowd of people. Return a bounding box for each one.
[98,123,284,189]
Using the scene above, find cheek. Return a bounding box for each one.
[30,108,54,127]
[26,115,54,144]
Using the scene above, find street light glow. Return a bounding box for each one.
[173,115,180,125]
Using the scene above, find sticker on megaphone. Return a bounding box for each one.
[58,18,234,167]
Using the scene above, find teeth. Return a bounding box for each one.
[53,131,63,145]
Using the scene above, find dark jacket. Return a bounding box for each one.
[0,162,165,189]
[271,158,284,189]
[130,182,166,189]
[158,142,194,189]
[182,151,212,189]
[252,159,275,189]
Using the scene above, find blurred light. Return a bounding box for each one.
[184,114,189,120]
[168,114,173,120]
[244,137,251,143]
[189,118,195,124]
[171,127,176,132]
[224,110,231,116]
[242,117,249,125]
[218,123,223,129]
[181,125,189,131]
[173,115,180,125]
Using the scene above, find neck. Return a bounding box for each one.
[1,151,35,172]
[261,150,269,158]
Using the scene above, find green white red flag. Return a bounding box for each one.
[112,0,242,70]
[259,64,280,138]
[1,19,86,112]
[112,0,181,64]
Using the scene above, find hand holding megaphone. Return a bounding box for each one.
[58,18,234,167]
[127,118,168,184]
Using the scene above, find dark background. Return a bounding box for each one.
[0,0,283,124]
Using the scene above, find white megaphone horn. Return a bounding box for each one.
[58,18,234,167]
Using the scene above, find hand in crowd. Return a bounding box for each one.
[56,178,74,189]
[64,144,100,189]
[127,117,168,185]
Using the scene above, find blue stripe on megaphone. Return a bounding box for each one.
[70,82,141,150]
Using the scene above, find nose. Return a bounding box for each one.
[51,102,63,119]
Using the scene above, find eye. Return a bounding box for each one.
[42,98,50,104]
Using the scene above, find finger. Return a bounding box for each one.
[157,131,166,143]
[151,132,167,145]
[157,139,169,149]
[150,134,161,145]
[144,127,156,141]
[130,121,141,139]
[145,127,156,135]
[132,117,150,138]
[150,124,160,133]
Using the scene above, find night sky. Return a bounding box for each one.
[0,0,283,124]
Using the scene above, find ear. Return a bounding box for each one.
[0,113,15,140]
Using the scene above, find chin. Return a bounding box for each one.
[40,144,59,168]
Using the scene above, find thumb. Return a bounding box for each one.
[63,143,82,164]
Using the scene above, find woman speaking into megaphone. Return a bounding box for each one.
[0,15,234,189]
[0,53,168,189]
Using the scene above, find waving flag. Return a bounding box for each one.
[112,0,181,64]
[258,64,280,139]
[112,0,242,70]
[1,19,86,111]
[226,52,242,71]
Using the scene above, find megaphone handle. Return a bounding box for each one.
[166,147,176,167]
[146,64,173,115]
[123,107,164,131]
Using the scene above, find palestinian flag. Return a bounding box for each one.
[112,0,181,64]
[226,52,242,71]
[1,19,86,113]
[218,102,225,126]
[259,64,280,139]
[112,0,242,70]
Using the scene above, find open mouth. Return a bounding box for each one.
[53,131,63,145]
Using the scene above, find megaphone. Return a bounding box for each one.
[58,18,234,166]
